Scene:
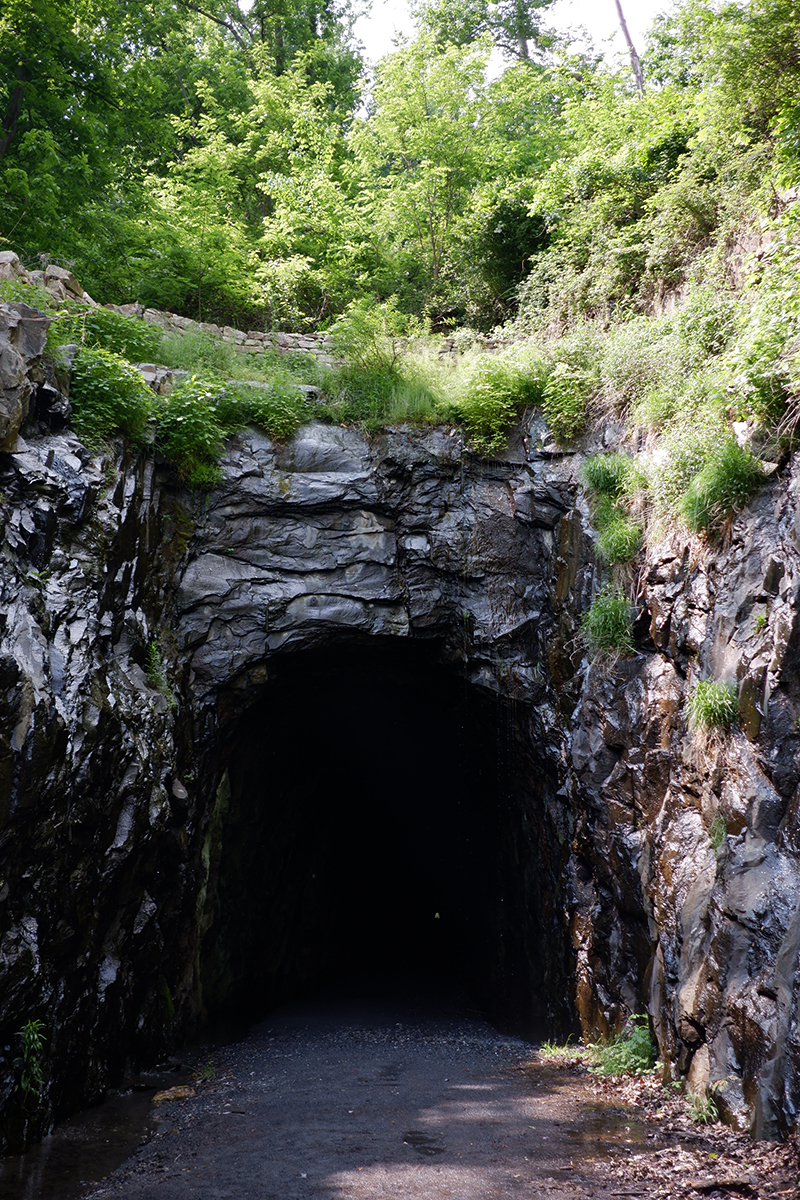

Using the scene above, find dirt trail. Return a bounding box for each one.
[71,986,797,1200]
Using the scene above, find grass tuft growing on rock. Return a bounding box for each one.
[583,454,644,563]
[678,436,766,532]
[581,585,634,657]
[686,679,739,730]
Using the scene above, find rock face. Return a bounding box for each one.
[0,303,50,452]
[2,339,800,1150]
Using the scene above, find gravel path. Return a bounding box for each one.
[6,982,797,1199]
[81,986,653,1200]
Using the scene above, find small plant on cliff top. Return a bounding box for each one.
[69,347,153,445]
[687,679,739,731]
[589,1016,655,1076]
[14,1019,45,1106]
[581,585,634,657]
[155,376,226,486]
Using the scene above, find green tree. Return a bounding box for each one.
[411,0,556,59]
[351,35,491,310]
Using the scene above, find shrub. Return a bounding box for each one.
[53,306,163,361]
[69,346,154,444]
[440,350,549,454]
[541,361,592,443]
[155,376,227,486]
[329,296,413,372]
[599,317,684,411]
[675,285,737,357]
[589,1016,656,1076]
[678,436,765,531]
[581,585,634,656]
[687,679,739,730]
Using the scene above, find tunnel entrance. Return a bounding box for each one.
[200,641,574,1039]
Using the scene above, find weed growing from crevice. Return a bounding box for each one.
[583,453,644,563]
[687,679,739,731]
[588,1016,656,1076]
[145,640,176,709]
[709,811,727,853]
[14,1019,46,1108]
[581,585,634,657]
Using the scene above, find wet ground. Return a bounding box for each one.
[3,982,798,1200]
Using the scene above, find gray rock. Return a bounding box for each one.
[0,302,50,451]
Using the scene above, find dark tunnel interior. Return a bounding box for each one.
[200,640,574,1039]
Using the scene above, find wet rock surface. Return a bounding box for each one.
[2,316,800,1149]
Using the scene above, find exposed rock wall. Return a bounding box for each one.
[2,316,800,1150]
[569,477,800,1137]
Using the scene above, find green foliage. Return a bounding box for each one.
[687,679,739,731]
[155,377,227,486]
[51,307,163,361]
[581,585,634,657]
[594,495,643,563]
[709,811,727,853]
[68,347,153,445]
[647,420,722,524]
[540,362,592,443]
[321,364,440,431]
[158,331,239,377]
[678,437,765,532]
[589,1016,656,1076]
[235,381,318,441]
[688,1085,722,1126]
[329,298,413,372]
[582,452,635,498]
[583,454,643,563]
[442,349,549,454]
[14,1019,45,1104]
[145,640,176,708]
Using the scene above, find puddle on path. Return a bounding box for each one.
[0,1016,251,1200]
[0,1087,161,1200]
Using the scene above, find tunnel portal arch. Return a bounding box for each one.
[174,424,581,1037]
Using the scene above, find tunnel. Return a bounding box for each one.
[199,639,576,1039]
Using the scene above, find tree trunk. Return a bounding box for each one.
[515,0,530,58]
[0,68,29,162]
[613,0,645,95]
